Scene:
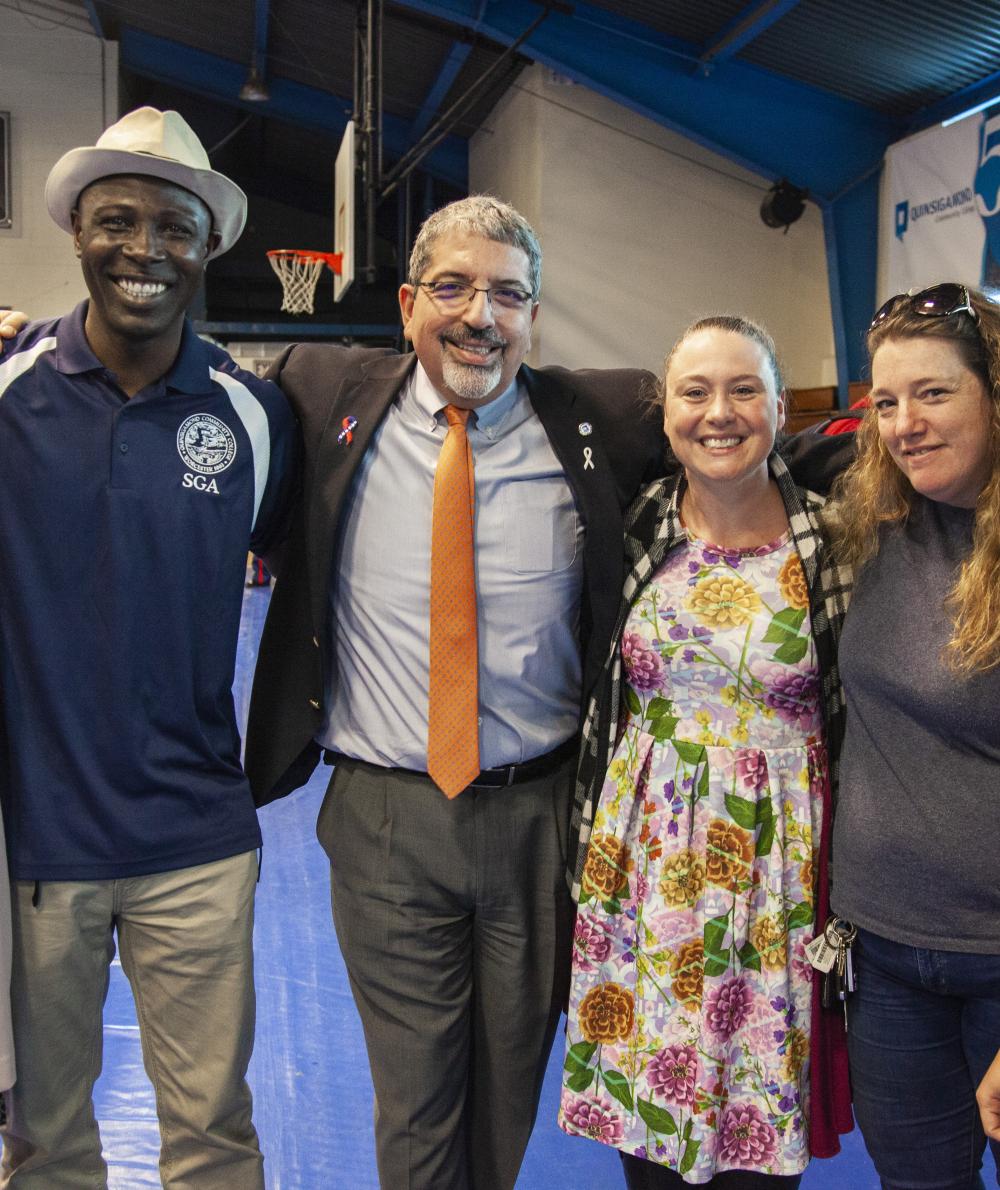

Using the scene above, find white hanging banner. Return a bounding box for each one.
[879,103,1000,299]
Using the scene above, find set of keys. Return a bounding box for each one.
[805,916,858,1025]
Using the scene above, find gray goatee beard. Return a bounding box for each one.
[441,355,503,401]
[440,329,506,401]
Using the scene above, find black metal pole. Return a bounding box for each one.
[364,0,377,283]
[355,0,383,284]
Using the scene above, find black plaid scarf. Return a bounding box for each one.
[569,452,852,897]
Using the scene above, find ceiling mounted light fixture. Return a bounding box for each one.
[239,61,269,103]
[942,93,1000,127]
[760,178,808,232]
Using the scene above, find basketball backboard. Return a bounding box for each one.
[334,120,355,302]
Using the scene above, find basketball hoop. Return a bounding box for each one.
[266,249,343,315]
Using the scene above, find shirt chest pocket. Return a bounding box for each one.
[502,477,581,573]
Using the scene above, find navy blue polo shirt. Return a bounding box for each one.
[0,302,298,881]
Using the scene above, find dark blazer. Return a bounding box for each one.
[244,342,665,807]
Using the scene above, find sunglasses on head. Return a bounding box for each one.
[870,283,979,332]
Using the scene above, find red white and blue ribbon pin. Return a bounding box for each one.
[338,415,358,445]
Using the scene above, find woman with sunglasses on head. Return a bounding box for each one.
[558,315,853,1188]
[828,282,1000,1190]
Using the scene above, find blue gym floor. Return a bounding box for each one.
[89,587,988,1188]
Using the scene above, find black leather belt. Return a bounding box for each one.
[324,737,577,790]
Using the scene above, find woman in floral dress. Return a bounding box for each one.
[558,316,851,1188]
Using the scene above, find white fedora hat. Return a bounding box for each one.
[45,107,247,260]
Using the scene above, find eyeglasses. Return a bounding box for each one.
[870,283,979,332]
[416,281,533,311]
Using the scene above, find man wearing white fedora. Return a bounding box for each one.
[0,108,297,1188]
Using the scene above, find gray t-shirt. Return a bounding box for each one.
[831,495,1000,953]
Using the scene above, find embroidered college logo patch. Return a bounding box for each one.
[176,414,237,475]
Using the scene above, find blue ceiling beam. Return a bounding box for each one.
[410,41,474,143]
[119,27,468,189]
[394,0,898,197]
[699,0,803,66]
[394,0,895,388]
[408,1,704,71]
[821,175,880,397]
[410,0,488,144]
[907,66,1000,134]
[81,0,105,39]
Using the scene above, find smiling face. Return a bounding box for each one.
[871,335,994,508]
[663,327,785,493]
[72,175,218,350]
[398,230,538,408]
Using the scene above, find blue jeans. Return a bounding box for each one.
[848,928,1000,1190]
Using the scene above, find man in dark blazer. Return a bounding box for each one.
[245,196,664,1190]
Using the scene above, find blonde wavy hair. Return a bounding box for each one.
[830,284,1000,674]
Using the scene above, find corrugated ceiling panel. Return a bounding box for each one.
[74,0,1000,136]
[578,0,745,46]
[381,7,470,121]
[738,0,1000,116]
[266,0,356,95]
[98,0,253,61]
[262,1,439,116]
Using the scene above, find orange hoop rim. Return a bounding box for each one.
[266,249,343,274]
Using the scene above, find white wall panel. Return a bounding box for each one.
[0,8,117,317]
[471,66,836,389]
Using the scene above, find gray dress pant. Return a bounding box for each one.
[318,755,575,1190]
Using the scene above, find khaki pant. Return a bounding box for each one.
[0,852,263,1190]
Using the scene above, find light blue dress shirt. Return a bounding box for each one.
[318,361,584,770]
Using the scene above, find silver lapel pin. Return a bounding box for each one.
[578,423,595,470]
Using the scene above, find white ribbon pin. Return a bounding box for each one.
[578,423,595,470]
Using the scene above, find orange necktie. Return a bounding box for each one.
[427,405,480,798]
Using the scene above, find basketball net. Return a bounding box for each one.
[266,250,342,315]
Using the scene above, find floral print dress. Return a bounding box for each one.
[559,531,826,1183]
